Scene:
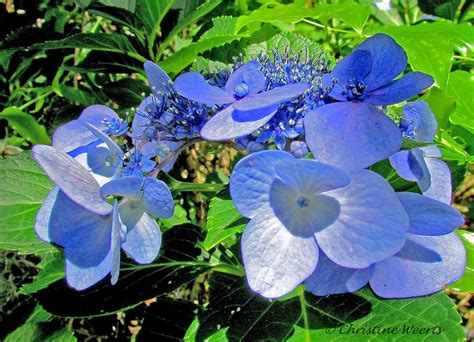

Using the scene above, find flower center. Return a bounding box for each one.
[296,195,310,208]
[234,83,249,98]
[342,78,367,101]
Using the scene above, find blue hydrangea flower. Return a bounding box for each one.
[230,150,410,298]
[174,60,309,141]
[304,34,434,171]
[323,34,433,105]
[102,117,128,136]
[52,105,124,185]
[124,150,156,177]
[389,101,452,203]
[306,192,465,298]
[32,144,173,290]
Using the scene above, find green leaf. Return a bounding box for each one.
[21,251,65,295]
[401,139,433,150]
[87,3,145,41]
[158,0,222,56]
[59,85,98,106]
[447,70,474,134]
[381,29,453,90]
[310,3,371,34]
[450,230,474,293]
[160,16,245,75]
[189,274,465,341]
[0,152,54,254]
[5,305,76,342]
[0,107,51,145]
[34,224,211,317]
[101,78,149,107]
[204,197,247,251]
[138,299,199,340]
[136,0,175,38]
[160,204,190,231]
[0,33,146,62]
[424,87,456,130]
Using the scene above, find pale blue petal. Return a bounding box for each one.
[173,72,235,105]
[230,150,294,218]
[305,102,402,171]
[110,201,123,285]
[402,101,437,143]
[132,97,153,144]
[100,176,144,198]
[274,159,351,194]
[144,61,171,96]
[200,105,277,141]
[316,170,409,268]
[355,33,407,91]
[63,210,114,290]
[142,177,174,218]
[366,72,434,106]
[84,123,124,162]
[421,158,452,204]
[305,252,373,296]
[225,60,265,95]
[232,83,309,111]
[52,105,119,153]
[241,207,318,298]
[32,145,112,216]
[421,145,442,158]
[370,233,465,298]
[397,192,463,236]
[35,186,60,243]
[389,150,424,182]
[121,204,162,264]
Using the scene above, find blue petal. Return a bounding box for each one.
[144,61,171,96]
[274,159,350,194]
[52,105,119,153]
[142,177,174,218]
[316,170,409,268]
[421,145,442,158]
[224,60,265,95]
[396,192,463,236]
[121,201,162,264]
[35,186,60,243]
[305,252,373,296]
[421,158,452,204]
[232,83,309,111]
[100,176,144,198]
[366,72,434,106]
[389,150,425,182]
[355,33,407,91]
[173,72,235,105]
[32,145,112,216]
[84,123,124,162]
[230,150,294,219]
[328,49,373,99]
[62,209,115,290]
[232,104,279,123]
[305,102,402,171]
[402,101,437,143]
[132,97,153,144]
[370,233,465,298]
[110,201,123,285]
[200,105,277,141]
[241,207,319,298]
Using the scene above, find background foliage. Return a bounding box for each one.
[0,0,473,340]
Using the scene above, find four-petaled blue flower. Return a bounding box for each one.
[230,150,464,298]
[32,144,173,290]
[304,34,434,172]
[230,150,411,298]
[173,60,309,141]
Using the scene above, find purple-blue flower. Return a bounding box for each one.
[32,144,173,290]
[174,60,309,141]
[389,101,452,203]
[230,150,410,298]
[305,192,465,298]
[304,34,434,171]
